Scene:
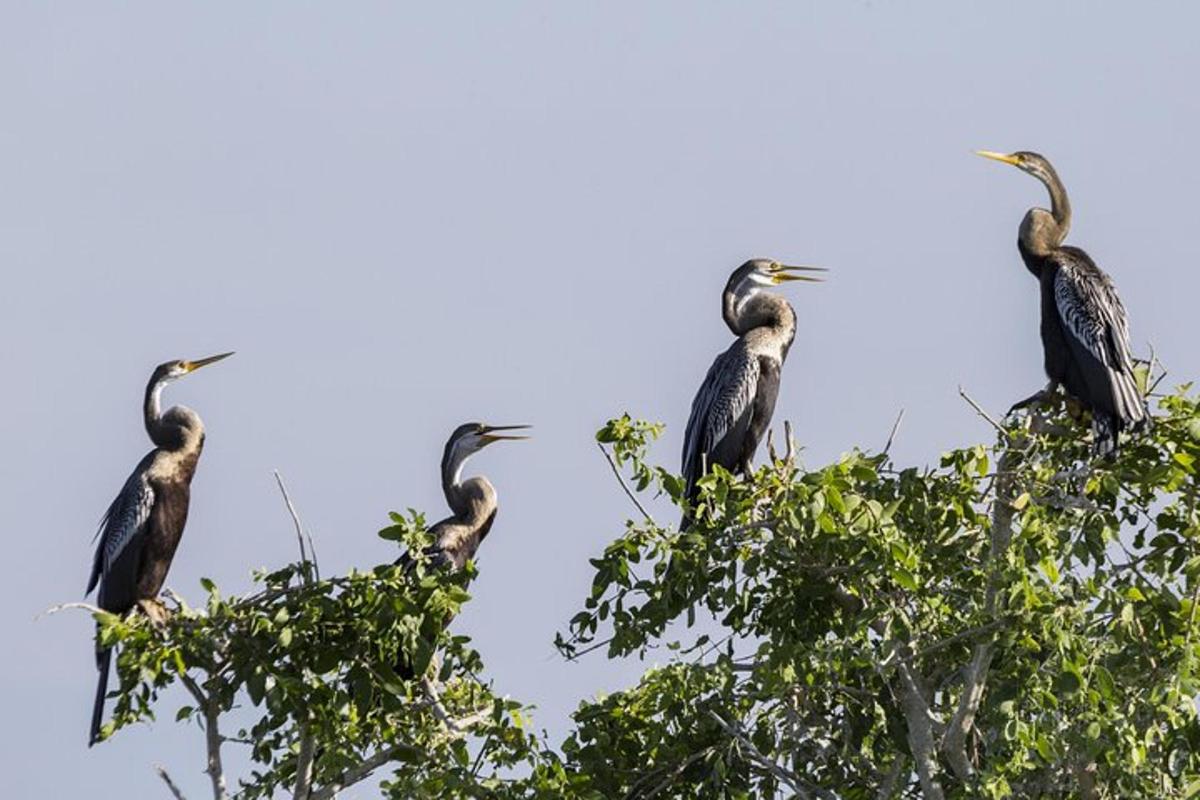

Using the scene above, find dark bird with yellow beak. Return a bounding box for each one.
[85,352,233,745]
[681,259,825,527]
[977,150,1147,456]
[400,422,531,572]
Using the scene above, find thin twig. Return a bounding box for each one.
[308,742,426,800]
[275,471,320,799]
[597,443,654,524]
[274,471,310,570]
[35,601,105,620]
[883,408,905,456]
[155,765,189,800]
[957,386,1009,441]
[707,710,834,800]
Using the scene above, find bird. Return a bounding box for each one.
[681,259,825,526]
[399,423,530,572]
[977,150,1147,456]
[388,422,528,682]
[85,352,233,746]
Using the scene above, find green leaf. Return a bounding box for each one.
[891,568,918,592]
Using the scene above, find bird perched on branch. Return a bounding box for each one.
[681,259,825,527]
[399,423,530,572]
[85,352,233,746]
[977,150,1147,456]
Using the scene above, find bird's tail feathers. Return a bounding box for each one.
[89,646,112,747]
[1093,413,1119,461]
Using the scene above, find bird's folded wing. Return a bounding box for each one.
[87,473,155,595]
[682,344,760,487]
[1053,251,1144,421]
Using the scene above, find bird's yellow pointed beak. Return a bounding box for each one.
[481,424,532,443]
[183,352,235,373]
[772,264,827,284]
[975,150,1021,167]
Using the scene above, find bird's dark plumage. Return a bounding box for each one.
[980,149,1146,456]
[391,423,525,677]
[681,259,820,526]
[85,353,229,746]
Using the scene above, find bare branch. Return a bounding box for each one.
[597,443,655,524]
[783,419,796,465]
[179,674,228,800]
[422,677,462,734]
[308,742,426,800]
[707,710,835,800]
[957,386,1009,441]
[274,470,322,800]
[883,408,906,456]
[274,470,311,571]
[875,756,906,800]
[941,442,1023,782]
[292,733,316,800]
[155,765,189,800]
[893,663,946,800]
[35,601,105,620]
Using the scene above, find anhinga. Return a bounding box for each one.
[85,352,233,746]
[681,259,824,524]
[977,150,1148,456]
[389,423,528,681]
[400,423,530,571]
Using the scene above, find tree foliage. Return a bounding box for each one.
[91,387,1200,799]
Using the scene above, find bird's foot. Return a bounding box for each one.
[1008,390,1049,416]
[138,598,171,628]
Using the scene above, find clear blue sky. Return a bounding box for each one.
[2,2,1198,796]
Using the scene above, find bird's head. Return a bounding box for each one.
[725,259,825,308]
[150,352,235,387]
[447,422,532,459]
[729,259,824,293]
[976,149,1070,254]
[975,149,1058,186]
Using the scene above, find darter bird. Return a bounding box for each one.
[86,352,232,745]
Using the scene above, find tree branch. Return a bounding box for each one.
[875,756,906,799]
[893,663,946,800]
[941,441,1023,782]
[274,471,322,800]
[307,742,427,800]
[292,733,317,800]
[155,765,189,800]
[883,408,906,456]
[36,601,105,620]
[957,386,1009,442]
[707,710,834,800]
[179,674,229,800]
[597,442,655,524]
[275,470,313,574]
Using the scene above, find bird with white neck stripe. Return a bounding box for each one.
[681,259,825,528]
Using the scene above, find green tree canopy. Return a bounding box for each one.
[87,383,1200,799]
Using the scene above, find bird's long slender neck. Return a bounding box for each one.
[1042,166,1071,234]
[1022,166,1072,258]
[144,377,172,447]
[143,376,196,451]
[441,445,490,519]
[723,292,797,352]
